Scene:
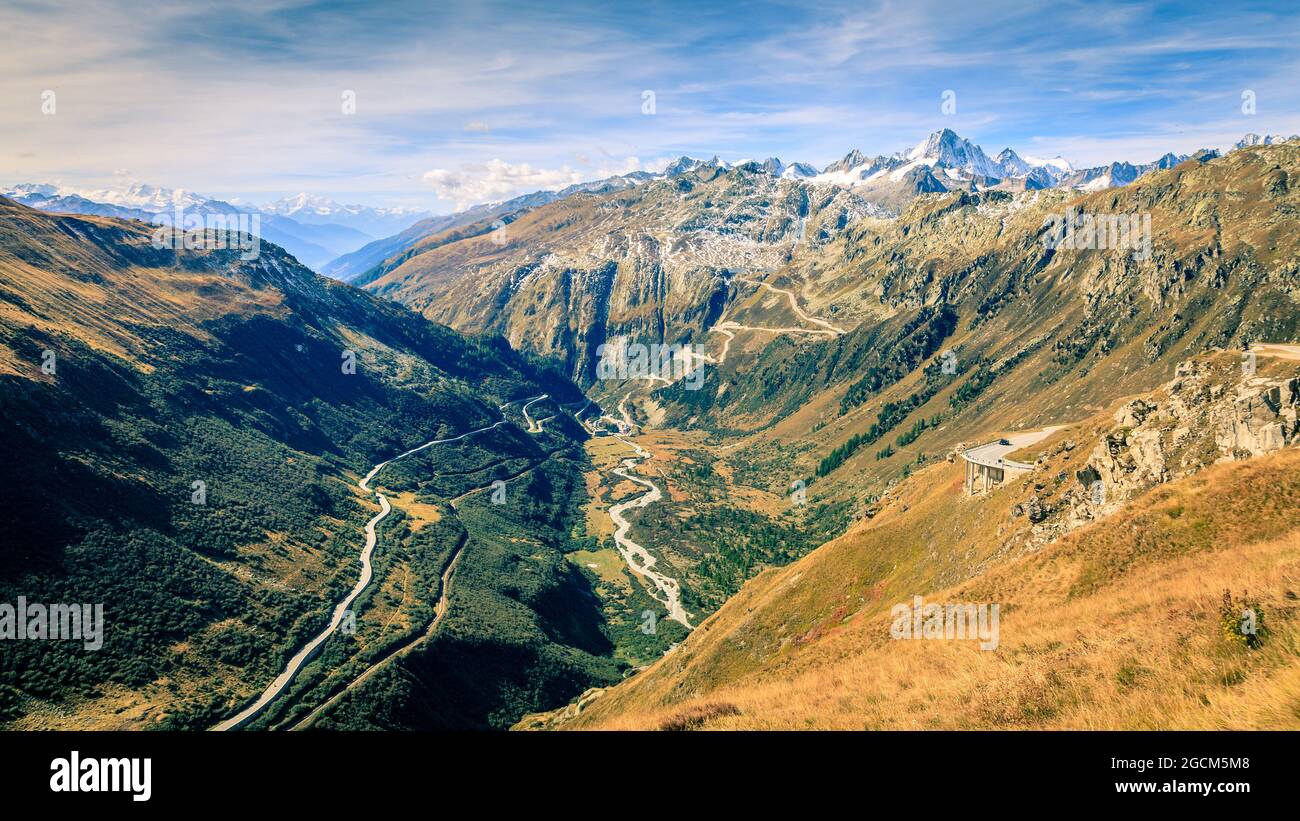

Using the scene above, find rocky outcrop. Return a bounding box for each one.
[1213,374,1299,456]
[1040,357,1299,540]
[512,687,606,731]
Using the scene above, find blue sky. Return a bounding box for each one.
[2,0,1298,211]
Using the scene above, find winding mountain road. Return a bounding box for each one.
[286,529,468,731]
[962,426,1064,470]
[211,396,541,731]
[286,407,567,731]
[1250,343,1300,361]
[695,276,845,367]
[595,393,641,433]
[735,276,847,335]
[521,393,550,432]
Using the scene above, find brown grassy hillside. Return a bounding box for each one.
[0,197,607,730]
[538,445,1300,730]
[518,351,1300,729]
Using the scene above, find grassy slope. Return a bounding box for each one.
[0,198,615,729]
[559,444,1300,730]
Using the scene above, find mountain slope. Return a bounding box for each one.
[360,140,1298,428]
[362,162,884,382]
[2,184,418,272]
[477,143,1300,723]
[544,451,1300,729]
[321,162,705,282]
[643,142,1300,504]
[524,351,1300,729]
[0,196,617,729]
[339,142,1300,632]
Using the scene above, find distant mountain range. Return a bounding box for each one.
[259,192,430,238]
[0,183,431,271]
[336,129,1296,291]
[1235,132,1295,149]
[797,128,1234,205]
[6,130,1294,280]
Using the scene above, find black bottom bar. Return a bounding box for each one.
[1,730,1288,809]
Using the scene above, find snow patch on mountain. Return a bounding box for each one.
[1234,132,1298,150]
[263,192,426,220]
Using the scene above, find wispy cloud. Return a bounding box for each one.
[422,156,646,208]
[1,0,1296,211]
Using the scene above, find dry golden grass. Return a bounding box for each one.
[565,448,1300,730]
[581,474,617,542]
[568,548,633,592]
[588,531,1300,730]
[0,199,286,376]
[389,491,443,532]
[658,702,742,731]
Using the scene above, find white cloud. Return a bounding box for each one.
[3,0,1297,209]
[640,156,677,174]
[422,157,645,209]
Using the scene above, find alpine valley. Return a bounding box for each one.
[4,128,1300,731]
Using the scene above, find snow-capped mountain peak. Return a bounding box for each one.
[906,128,1003,178]
[780,161,818,179]
[265,192,342,217]
[84,182,209,210]
[729,157,818,179]
[662,156,708,176]
[1234,132,1297,150]
[258,193,432,238]
[4,183,61,198]
[1021,154,1074,175]
[3,181,212,210]
[822,149,869,175]
[263,192,426,220]
[995,147,1032,177]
